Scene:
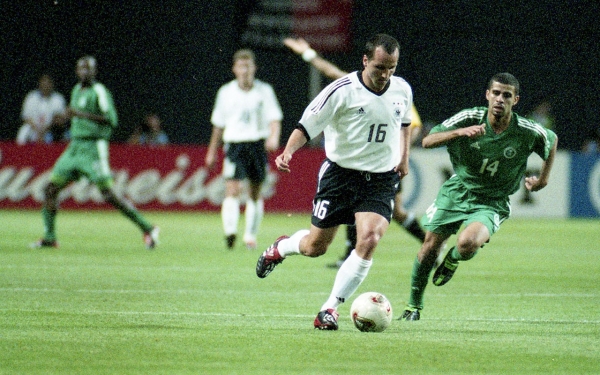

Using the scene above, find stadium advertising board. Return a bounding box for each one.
[569,153,600,217]
[0,142,585,218]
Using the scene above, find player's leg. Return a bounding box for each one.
[222,178,242,248]
[392,188,426,243]
[32,182,63,248]
[256,225,337,278]
[243,145,267,249]
[243,193,263,249]
[100,186,158,248]
[401,183,463,319]
[401,230,450,320]
[432,211,503,286]
[32,145,74,248]
[87,140,157,248]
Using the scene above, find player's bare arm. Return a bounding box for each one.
[525,137,558,192]
[275,128,308,173]
[205,127,224,169]
[395,125,411,178]
[283,37,346,80]
[422,124,486,148]
[265,120,281,152]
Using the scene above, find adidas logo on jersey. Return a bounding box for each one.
[470,142,481,149]
[357,107,365,115]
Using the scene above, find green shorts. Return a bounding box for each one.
[421,176,510,237]
[50,139,113,189]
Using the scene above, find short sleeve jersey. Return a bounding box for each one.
[21,90,66,127]
[69,82,118,140]
[299,71,413,173]
[432,106,557,198]
[211,79,283,143]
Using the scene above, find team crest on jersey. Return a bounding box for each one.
[393,102,406,119]
[504,147,517,159]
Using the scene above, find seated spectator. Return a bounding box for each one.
[17,74,67,145]
[128,113,169,146]
[582,128,600,154]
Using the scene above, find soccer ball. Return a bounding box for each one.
[350,292,393,332]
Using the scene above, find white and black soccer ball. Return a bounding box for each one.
[350,292,393,332]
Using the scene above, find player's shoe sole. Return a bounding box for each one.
[314,308,339,330]
[255,236,288,278]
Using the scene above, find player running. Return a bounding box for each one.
[400,72,557,320]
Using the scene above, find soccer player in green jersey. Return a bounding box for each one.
[31,56,159,249]
[400,72,558,321]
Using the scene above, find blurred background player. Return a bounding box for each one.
[31,56,159,249]
[17,73,67,145]
[205,49,283,250]
[283,37,427,267]
[400,73,558,321]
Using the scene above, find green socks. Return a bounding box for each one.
[407,257,432,310]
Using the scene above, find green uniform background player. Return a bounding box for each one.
[32,56,159,249]
[401,72,558,321]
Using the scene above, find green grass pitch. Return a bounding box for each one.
[1,209,599,374]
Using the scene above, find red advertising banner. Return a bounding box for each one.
[292,0,352,52]
[0,142,325,212]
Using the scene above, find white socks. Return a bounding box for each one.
[221,197,240,236]
[322,250,372,311]
[244,199,263,243]
[222,197,265,243]
[277,229,308,257]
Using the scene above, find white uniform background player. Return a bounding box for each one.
[255,34,412,330]
[206,49,283,250]
[17,74,67,145]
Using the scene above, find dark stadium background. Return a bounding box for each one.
[1,0,597,150]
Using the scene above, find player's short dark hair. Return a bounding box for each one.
[233,49,256,64]
[364,34,400,59]
[489,72,520,96]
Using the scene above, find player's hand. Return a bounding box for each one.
[394,161,409,179]
[460,124,486,138]
[275,153,292,173]
[283,37,311,55]
[525,175,547,192]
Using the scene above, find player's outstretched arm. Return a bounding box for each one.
[275,128,308,173]
[422,124,486,148]
[525,137,558,192]
[283,37,347,80]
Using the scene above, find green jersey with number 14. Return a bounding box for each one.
[431,106,557,199]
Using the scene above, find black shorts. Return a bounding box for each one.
[223,140,267,183]
[311,159,400,228]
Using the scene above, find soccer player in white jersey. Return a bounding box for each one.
[400,73,558,321]
[256,34,413,330]
[283,37,428,268]
[206,49,283,250]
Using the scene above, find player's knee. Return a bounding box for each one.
[456,236,481,255]
[356,231,381,252]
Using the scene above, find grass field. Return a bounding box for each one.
[1,209,599,374]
